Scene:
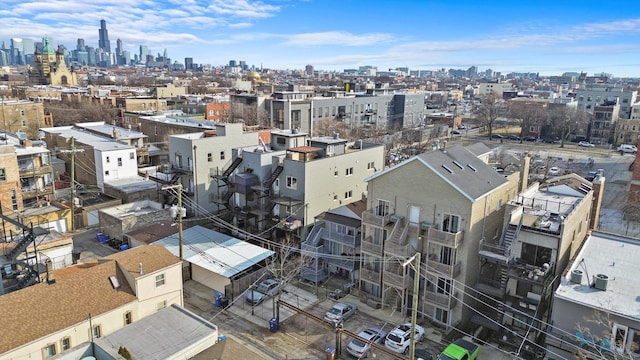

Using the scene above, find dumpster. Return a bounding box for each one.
[325,346,336,360]
[269,318,279,332]
[220,296,229,308]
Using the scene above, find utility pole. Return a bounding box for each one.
[59,137,83,231]
[404,251,422,360]
[162,184,183,259]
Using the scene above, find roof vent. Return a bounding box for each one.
[467,164,477,172]
[570,269,583,284]
[593,274,608,291]
[442,164,453,174]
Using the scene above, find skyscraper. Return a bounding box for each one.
[98,19,111,53]
[185,57,193,70]
[77,38,85,51]
[116,38,123,56]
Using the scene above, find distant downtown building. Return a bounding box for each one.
[98,19,110,53]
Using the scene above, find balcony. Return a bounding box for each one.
[479,241,513,265]
[361,236,382,255]
[423,291,459,310]
[425,228,464,248]
[385,240,413,257]
[19,164,53,177]
[319,228,359,247]
[21,184,54,199]
[362,209,391,227]
[426,259,462,278]
[382,271,411,289]
[172,165,193,174]
[360,267,381,283]
[324,255,358,271]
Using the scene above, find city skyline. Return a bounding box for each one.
[1,0,640,76]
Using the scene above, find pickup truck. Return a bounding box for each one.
[436,338,479,360]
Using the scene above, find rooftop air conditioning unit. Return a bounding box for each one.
[593,274,609,291]
[570,269,583,284]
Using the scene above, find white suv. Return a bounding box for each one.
[384,322,425,354]
[618,144,637,154]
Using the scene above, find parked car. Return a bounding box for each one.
[585,170,598,182]
[491,134,503,139]
[543,137,557,144]
[457,124,466,130]
[245,279,281,305]
[548,166,562,176]
[451,130,461,135]
[618,144,638,154]
[384,323,425,354]
[346,327,386,358]
[507,134,520,141]
[578,141,595,148]
[436,338,479,360]
[414,348,434,360]
[324,302,357,327]
[524,135,537,142]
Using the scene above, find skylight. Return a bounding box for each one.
[467,164,477,172]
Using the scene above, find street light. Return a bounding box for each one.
[403,251,421,360]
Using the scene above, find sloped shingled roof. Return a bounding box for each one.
[0,245,179,354]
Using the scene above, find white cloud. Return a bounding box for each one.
[229,22,253,29]
[282,31,394,46]
[207,0,280,18]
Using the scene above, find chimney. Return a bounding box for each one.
[139,262,144,275]
[46,260,56,284]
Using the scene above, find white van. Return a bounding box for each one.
[617,144,637,154]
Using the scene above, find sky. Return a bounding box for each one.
[1,0,640,77]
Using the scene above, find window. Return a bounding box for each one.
[333,195,338,201]
[0,168,5,182]
[129,152,135,160]
[10,189,18,211]
[367,162,375,170]
[434,308,449,324]
[156,300,167,311]
[286,176,297,190]
[436,277,452,295]
[124,311,132,325]
[154,126,158,135]
[20,109,25,116]
[345,190,352,199]
[441,214,460,233]
[376,199,390,216]
[61,337,71,351]
[117,157,123,166]
[345,167,353,176]
[207,153,212,162]
[334,170,338,177]
[22,119,27,127]
[220,151,225,160]
[91,325,102,339]
[105,170,110,176]
[106,156,110,163]
[42,343,56,358]
[155,273,166,287]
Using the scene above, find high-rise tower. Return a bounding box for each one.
[98,19,111,53]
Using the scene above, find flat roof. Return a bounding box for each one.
[154,225,274,278]
[104,176,161,193]
[74,121,148,140]
[40,127,135,152]
[555,231,640,321]
[95,304,217,360]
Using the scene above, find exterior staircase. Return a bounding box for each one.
[501,223,518,256]
[493,266,510,324]
[223,157,243,177]
[263,165,284,188]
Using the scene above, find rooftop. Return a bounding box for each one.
[153,225,274,278]
[555,231,640,321]
[0,245,180,354]
[74,121,148,140]
[95,304,217,359]
[40,126,135,152]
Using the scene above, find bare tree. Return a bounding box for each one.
[576,310,637,359]
[263,232,302,318]
[547,106,591,148]
[44,100,120,126]
[313,117,349,138]
[509,102,545,143]
[473,92,507,138]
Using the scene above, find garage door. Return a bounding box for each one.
[87,210,99,227]
[43,219,67,233]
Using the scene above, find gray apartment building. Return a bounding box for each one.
[211,129,385,241]
[359,144,521,329]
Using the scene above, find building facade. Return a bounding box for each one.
[359,144,520,329]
